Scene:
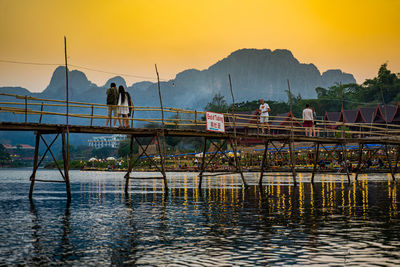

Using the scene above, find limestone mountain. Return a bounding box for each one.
[0,48,355,145]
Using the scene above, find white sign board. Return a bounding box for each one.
[206,111,225,133]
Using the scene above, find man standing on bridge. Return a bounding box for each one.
[106,82,119,127]
[302,103,314,137]
[259,99,271,134]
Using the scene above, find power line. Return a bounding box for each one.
[0,59,171,81]
[69,64,168,81]
[0,59,62,66]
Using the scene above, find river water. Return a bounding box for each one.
[0,169,399,266]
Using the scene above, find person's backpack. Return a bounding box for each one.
[106,87,118,105]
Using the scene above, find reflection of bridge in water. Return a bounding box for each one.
[1,93,400,201]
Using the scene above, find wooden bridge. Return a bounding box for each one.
[1,92,400,201]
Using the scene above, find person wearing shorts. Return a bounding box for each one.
[259,99,270,134]
[106,82,118,127]
[302,104,314,136]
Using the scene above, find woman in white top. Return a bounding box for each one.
[117,85,129,127]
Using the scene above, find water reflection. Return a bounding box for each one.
[0,171,400,265]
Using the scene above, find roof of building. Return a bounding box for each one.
[356,107,376,123]
[391,102,400,122]
[270,112,302,127]
[341,110,358,123]
[324,111,340,122]
[374,104,396,123]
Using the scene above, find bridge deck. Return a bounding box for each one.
[1,121,400,145]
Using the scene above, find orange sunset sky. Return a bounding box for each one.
[0,0,399,92]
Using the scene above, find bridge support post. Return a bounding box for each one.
[124,135,134,194]
[259,140,269,186]
[198,137,207,189]
[156,132,168,190]
[29,132,41,200]
[311,142,320,184]
[124,134,168,192]
[288,139,297,186]
[384,144,396,181]
[230,137,248,188]
[355,143,364,181]
[341,143,351,184]
[62,130,71,201]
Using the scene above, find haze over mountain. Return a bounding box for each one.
[0,48,355,145]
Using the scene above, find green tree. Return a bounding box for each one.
[0,144,11,161]
[92,147,116,159]
[117,138,138,158]
[205,93,229,113]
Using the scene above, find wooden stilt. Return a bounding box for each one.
[29,133,40,200]
[156,132,168,190]
[341,143,351,184]
[384,144,396,181]
[39,102,44,124]
[259,140,269,186]
[311,142,320,184]
[62,131,71,201]
[198,137,207,189]
[230,137,248,188]
[355,143,364,181]
[394,145,400,176]
[288,139,297,186]
[124,135,134,194]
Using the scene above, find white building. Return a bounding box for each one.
[88,134,126,149]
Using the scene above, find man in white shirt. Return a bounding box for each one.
[259,99,271,134]
[302,104,314,137]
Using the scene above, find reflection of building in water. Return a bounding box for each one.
[88,134,125,149]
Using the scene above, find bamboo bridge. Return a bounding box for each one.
[1,92,400,201]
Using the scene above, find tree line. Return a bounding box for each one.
[205,63,400,118]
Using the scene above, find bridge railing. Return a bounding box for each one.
[1,93,400,138]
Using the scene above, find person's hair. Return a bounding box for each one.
[119,85,126,103]
[111,82,116,87]
[305,104,310,108]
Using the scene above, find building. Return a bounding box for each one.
[88,134,126,149]
[3,144,35,161]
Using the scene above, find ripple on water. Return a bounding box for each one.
[0,170,400,266]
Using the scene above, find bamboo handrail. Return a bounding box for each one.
[2,92,400,138]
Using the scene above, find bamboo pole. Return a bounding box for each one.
[198,137,207,189]
[341,143,351,183]
[155,64,164,129]
[39,102,43,123]
[62,130,71,201]
[287,80,297,185]
[90,105,94,127]
[24,96,27,123]
[288,139,297,186]
[124,135,134,194]
[156,133,168,190]
[311,142,320,183]
[29,133,40,200]
[384,144,396,181]
[259,140,269,186]
[228,74,247,188]
[64,36,70,174]
[355,143,363,181]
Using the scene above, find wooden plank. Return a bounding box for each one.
[35,179,66,183]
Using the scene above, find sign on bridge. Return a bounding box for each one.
[206,111,225,133]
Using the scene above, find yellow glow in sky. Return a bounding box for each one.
[0,0,399,91]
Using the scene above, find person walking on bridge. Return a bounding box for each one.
[106,82,118,127]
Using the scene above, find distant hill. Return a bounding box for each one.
[0,48,355,146]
